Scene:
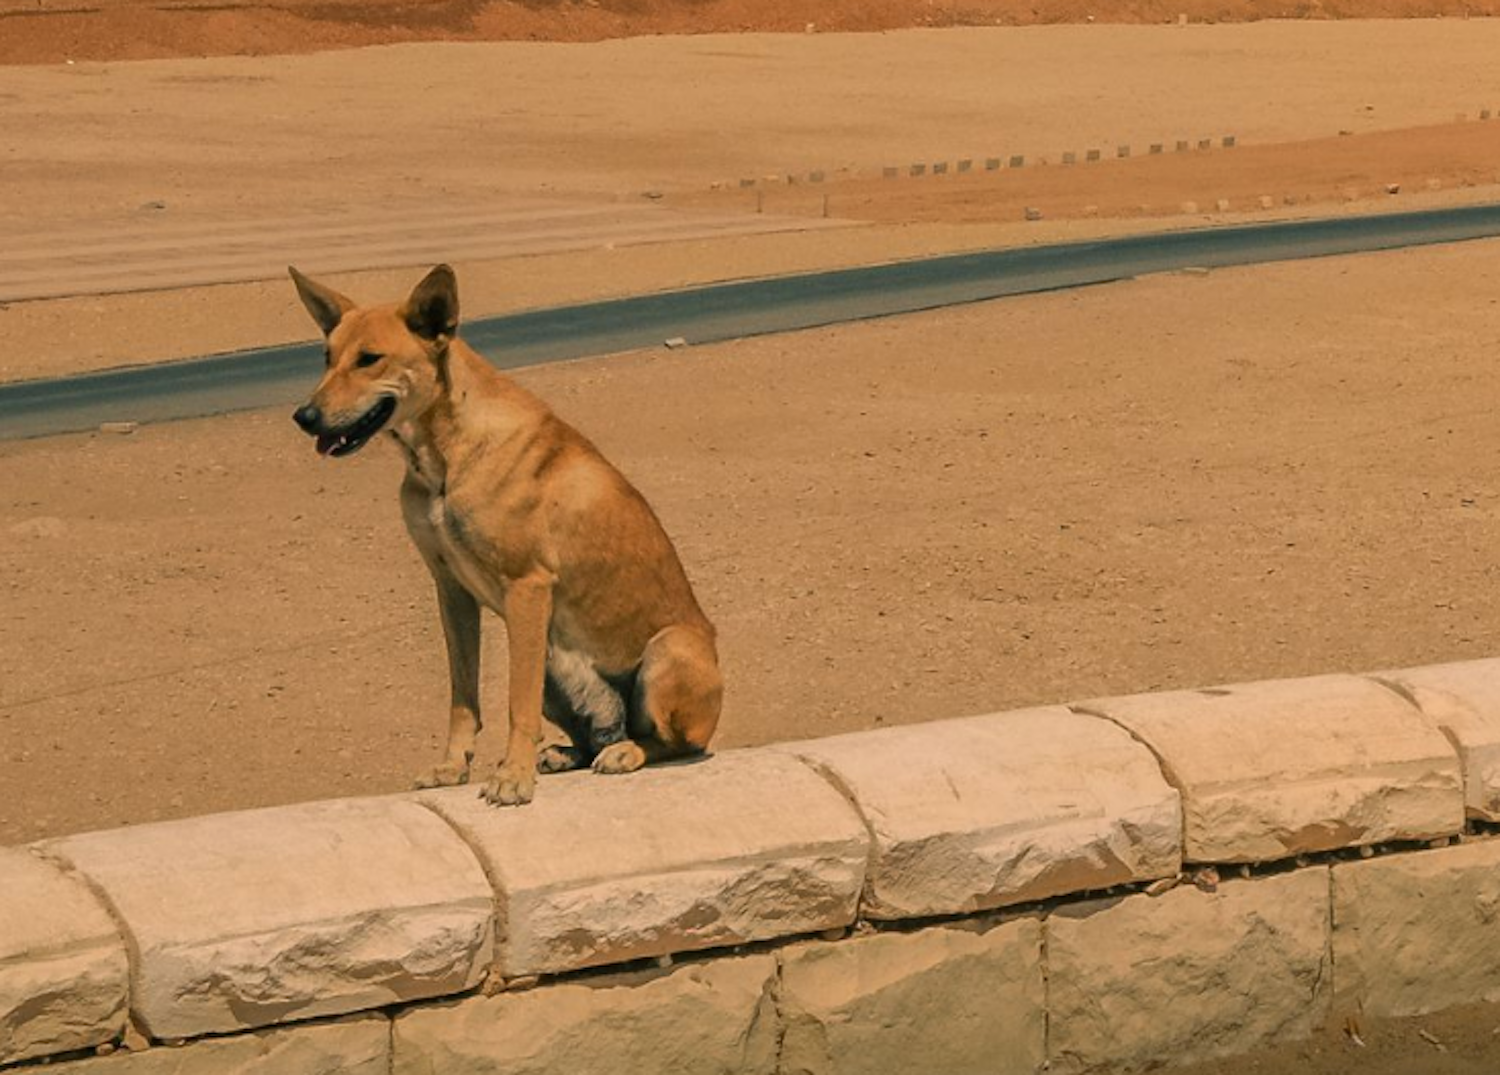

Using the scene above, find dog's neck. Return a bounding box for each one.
[389,341,468,493]
[389,339,543,496]
[390,421,447,492]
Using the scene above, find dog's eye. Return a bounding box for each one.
[355,351,383,369]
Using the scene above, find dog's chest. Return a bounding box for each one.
[425,494,506,608]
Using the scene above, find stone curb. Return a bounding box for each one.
[1080,672,1464,862]
[413,749,870,979]
[776,707,1181,920]
[1375,659,1500,821]
[43,797,493,1042]
[5,658,1500,1069]
[0,848,128,1065]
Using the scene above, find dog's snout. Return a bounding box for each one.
[292,403,322,434]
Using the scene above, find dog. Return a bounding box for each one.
[288,263,722,806]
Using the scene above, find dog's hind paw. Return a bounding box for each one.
[592,740,647,774]
[537,744,586,774]
[480,761,536,807]
[412,761,470,789]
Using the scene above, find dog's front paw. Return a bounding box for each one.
[592,740,647,774]
[412,761,470,790]
[480,761,536,807]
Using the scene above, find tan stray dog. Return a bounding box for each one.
[288,264,722,806]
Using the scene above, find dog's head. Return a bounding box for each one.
[287,264,460,457]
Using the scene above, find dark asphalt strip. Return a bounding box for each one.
[4,202,1500,441]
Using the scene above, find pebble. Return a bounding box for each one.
[8,516,66,539]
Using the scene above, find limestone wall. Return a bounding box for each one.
[6,658,1500,1073]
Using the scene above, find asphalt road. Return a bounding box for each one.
[4,202,1500,440]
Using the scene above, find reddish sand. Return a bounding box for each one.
[7,0,1500,63]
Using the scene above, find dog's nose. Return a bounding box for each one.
[292,403,322,433]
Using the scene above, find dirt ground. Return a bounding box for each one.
[9,21,1499,232]
[8,0,1500,63]
[7,237,1500,847]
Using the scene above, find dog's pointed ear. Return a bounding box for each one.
[289,266,355,337]
[403,264,459,342]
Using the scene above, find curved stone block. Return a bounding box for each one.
[1376,659,1500,820]
[1081,674,1462,862]
[417,749,869,978]
[780,708,1181,919]
[0,847,128,1065]
[47,798,493,1040]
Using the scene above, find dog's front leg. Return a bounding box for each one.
[480,572,552,807]
[414,574,482,789]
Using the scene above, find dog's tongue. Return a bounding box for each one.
[315,432,340,456]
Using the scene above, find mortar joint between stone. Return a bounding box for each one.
[1066,703,1187,855]
[1365,673,1468,774]
[409,797,507,980]
[28,842,144,1047]
[783,752,880,924]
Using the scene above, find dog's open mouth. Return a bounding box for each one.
[315,395,397,458]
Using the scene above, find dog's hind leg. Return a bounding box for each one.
[543,646,630,772]
[537,672,591,774]
[595,624,722,774]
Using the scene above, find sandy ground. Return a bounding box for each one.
[7,236,1500,847]
[6,23,1498,226]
